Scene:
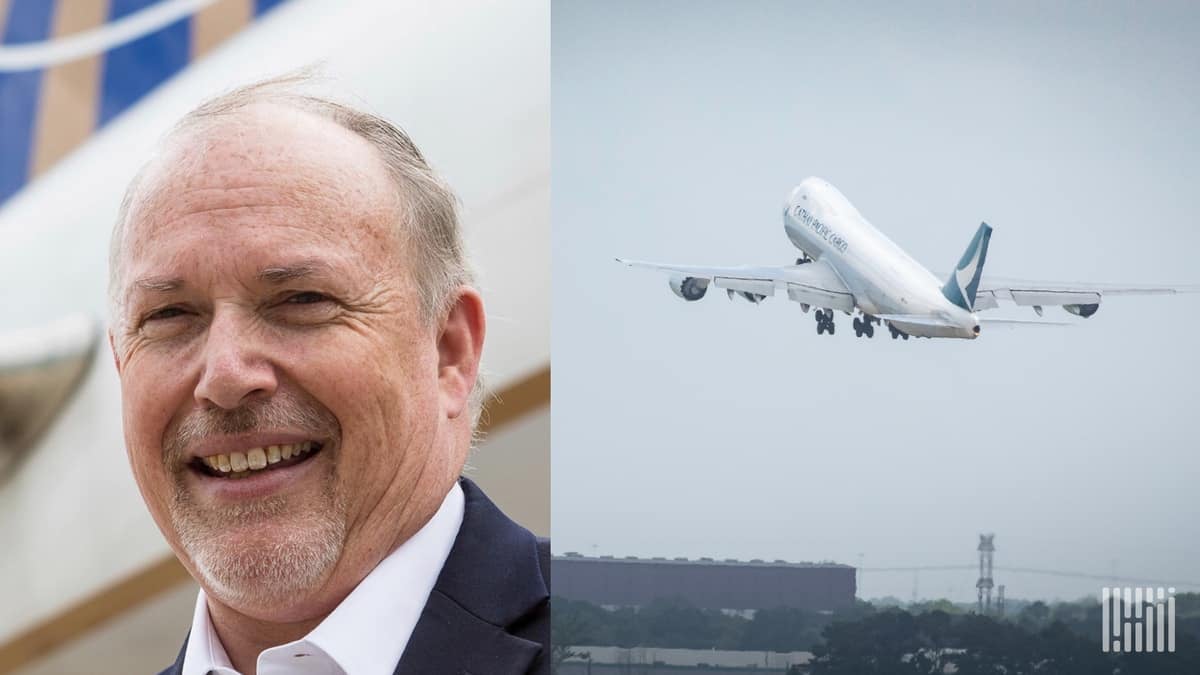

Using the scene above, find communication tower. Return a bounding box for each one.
[976,533,995,614]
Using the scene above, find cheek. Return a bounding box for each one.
[298,333,442,477]
[120,357,190,495]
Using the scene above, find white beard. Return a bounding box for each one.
[171,488,347,608]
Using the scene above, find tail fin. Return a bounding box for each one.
[942,222,992,311]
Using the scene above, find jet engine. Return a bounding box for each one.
[669,275,709,301]
[1063,303,1099,318]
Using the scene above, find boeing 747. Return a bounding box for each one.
[618,177,1193,340]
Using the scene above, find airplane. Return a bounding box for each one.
[618,177,1194,340]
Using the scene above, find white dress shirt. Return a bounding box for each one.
[181,482,465,675]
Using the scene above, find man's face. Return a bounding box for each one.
[111,106,471,620]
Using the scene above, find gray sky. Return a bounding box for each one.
[551,0,1200,603]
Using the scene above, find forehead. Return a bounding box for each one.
[122,104,402,278]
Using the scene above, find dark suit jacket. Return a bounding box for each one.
[159,477,550,674]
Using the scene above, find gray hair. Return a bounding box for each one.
[108,73,484,428]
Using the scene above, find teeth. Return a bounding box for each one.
[247,447,267,470]
[201,442,319,478]
[229,452,248,472]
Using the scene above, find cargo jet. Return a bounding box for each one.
[618,177,1194,339]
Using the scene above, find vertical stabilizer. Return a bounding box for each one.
[942,222,993,311]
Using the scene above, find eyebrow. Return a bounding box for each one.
[257,260,334,284]
[124,260,334,303]
[130,276,184,294]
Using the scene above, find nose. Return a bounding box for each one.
[193,311,278,409]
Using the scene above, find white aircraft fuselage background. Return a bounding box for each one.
[0,0,548,664]
[782,177,979,339]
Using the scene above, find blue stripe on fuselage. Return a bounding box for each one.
[0,0,55,204]
[98,0,191,126]
[255,0,288,16]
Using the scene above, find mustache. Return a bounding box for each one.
[163,392,340,465]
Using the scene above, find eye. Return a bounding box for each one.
[144,306,188,322]
[285,291,330,305]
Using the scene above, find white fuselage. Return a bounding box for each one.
[782,177,979,338]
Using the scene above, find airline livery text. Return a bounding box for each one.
[792,206,849,254]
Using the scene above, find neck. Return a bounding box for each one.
[206,598,325,675]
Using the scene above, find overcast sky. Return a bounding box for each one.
[552,0,1200,603]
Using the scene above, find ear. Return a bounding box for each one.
[108,329,122,374]
[437,287,486,420]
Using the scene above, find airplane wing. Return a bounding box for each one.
[617,258,856,312]
[964,275,1199,316]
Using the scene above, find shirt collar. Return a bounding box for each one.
[182,482,465,675]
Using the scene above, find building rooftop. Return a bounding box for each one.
[555,552,853,569]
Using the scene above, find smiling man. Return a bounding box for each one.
[107,77,549,675]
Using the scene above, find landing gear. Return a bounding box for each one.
[815,309,836,335]
[887,323,910,340]
[852,316,876,338]
[795,253,813,265]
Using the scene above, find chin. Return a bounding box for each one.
[181,511,347,619]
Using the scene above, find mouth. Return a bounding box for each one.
[190,441,324,480]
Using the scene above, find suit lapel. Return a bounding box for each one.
[393,478,549,674]
[158,631,187,675]
[392,591,542,674]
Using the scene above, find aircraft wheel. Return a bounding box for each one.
[902,333,909,340]
[828,323,836,335]
[816,321,824,335]
[865,324,875,338]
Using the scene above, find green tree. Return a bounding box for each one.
[1016,599,1050,630]
[550,598,596,674]
[637,597,722,648]
[740,607,811,651]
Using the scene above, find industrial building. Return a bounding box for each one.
[553,554,856,612]
[559,646,811,675]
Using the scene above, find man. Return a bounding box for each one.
[107,76,549,674]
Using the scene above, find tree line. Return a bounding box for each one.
[552,593,1200,674]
